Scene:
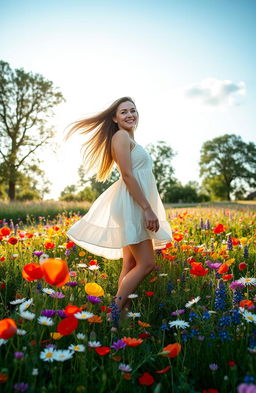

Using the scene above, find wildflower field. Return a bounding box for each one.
[0,207,255,393]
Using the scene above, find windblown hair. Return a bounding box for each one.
[64,97,138,182]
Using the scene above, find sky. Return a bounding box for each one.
[1,0,256,199]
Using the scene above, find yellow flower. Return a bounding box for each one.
[50,332,63,340]
[225,258,235,266]
[85,282,104,297]
[240,237,248,245]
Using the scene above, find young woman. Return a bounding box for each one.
[65,97,172,319]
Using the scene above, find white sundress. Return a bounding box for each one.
[66,139,173,260]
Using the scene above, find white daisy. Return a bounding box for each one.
[40,348,55,362]
[118,363,132,372]
[74,311,94,320]
[88,341,102,348]
[242,311,256,324]
[127,294,138,299]
[53,349,74,361]
[159,273,168,277]
[19,298,33,312]
[248,346,256,354]
[68,344,85,352]
[77,263,87,268]
[19,310,36,320]
[237,277,256,286]
[169,320,190,329]
[42,288,55,295]
[76,333,86,340]
[37,316,54,326]
[185,296,201,308]
[127,312,141,319]
[0,339,8,346]
[39,254,49,262]
[88,265,100,271]
[32,368,39,376]
[17,329,27,335]
[10,298,26,305]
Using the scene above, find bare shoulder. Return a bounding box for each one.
[112,130,130,145]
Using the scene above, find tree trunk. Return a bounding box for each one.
[8,180,16,201]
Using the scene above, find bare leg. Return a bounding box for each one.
[115,239,155,311]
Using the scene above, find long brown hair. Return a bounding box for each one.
[64,97,138,182]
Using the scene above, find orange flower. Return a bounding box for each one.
[64,305,82,316]
[0,372,8,382]
[173,233,184,242]
[218,263,229,274]
[155,365,171,374]
[44,241,55,249]
[122,336,143,347]
[57,316,78,336]
[87,315,102,323]
[40,258,70,287]
[222,274,233,280]
[112,355,121,362]
[239,300,254,309]
[162,343,181,358]
[0,318,17,339]
[149,277,158,283]
[138,320,151,328]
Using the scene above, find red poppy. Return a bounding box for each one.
[22,263,44,281]
[52,226,60,231]
[138,372,155,386]
[231,238,240,245]
[190,262,208,276]
[64,305,82,316]
[202,389,220,393]
[213,224,225,234]
[222,274,233,280]
[145,291,154,297]
[162,343,181,358]
[88,260,98,266]
[0,227,11,236]
[163,255,177,261]
[239,300,254,309]
[139,332,151,339]
[218,264,229,274]
[0,256,6,261]
[25,233,33,238]
[101,306,112,313]
[0,318,17,339]
[173,233,184,242]
[239,262,247,271]
[40,258,70,287]
[44,241,55,249]
[95,346,110,356]
[66,241,75,249]
[227,361,236,367]
[57,316,78,335]
[155,365,171,374]
[187,256,196,265]
[8,237,18,245]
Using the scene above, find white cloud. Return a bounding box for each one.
[184,78,246,106]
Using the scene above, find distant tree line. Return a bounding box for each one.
[1,60,255,203]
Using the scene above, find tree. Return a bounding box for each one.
[145,141,176,199]
[199,134,256,200]
[0,60,65,200]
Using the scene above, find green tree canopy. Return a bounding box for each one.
[199,134,256,200]
[145,140,176,199]
[0,60,65,200]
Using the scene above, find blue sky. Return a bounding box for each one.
[1,0,255,199]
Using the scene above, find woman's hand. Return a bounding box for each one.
[143,207,159,232]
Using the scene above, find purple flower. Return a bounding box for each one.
[45,343,57,349]
[205,260,222,270]
[111,339,127,350]
[33,251,44,257]
[14,351,25,359]
[13,383,29,392]
[57,310,67,318]
[66,281,78,287]
[87,295,102,304]
[50,292,65,299]
[171,309,185,316]
[230,281,245,290]
[237,383,256,393]
[41,309,56,318]
[209,363,218,371]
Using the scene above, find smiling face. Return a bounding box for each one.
[113,100,138,132]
